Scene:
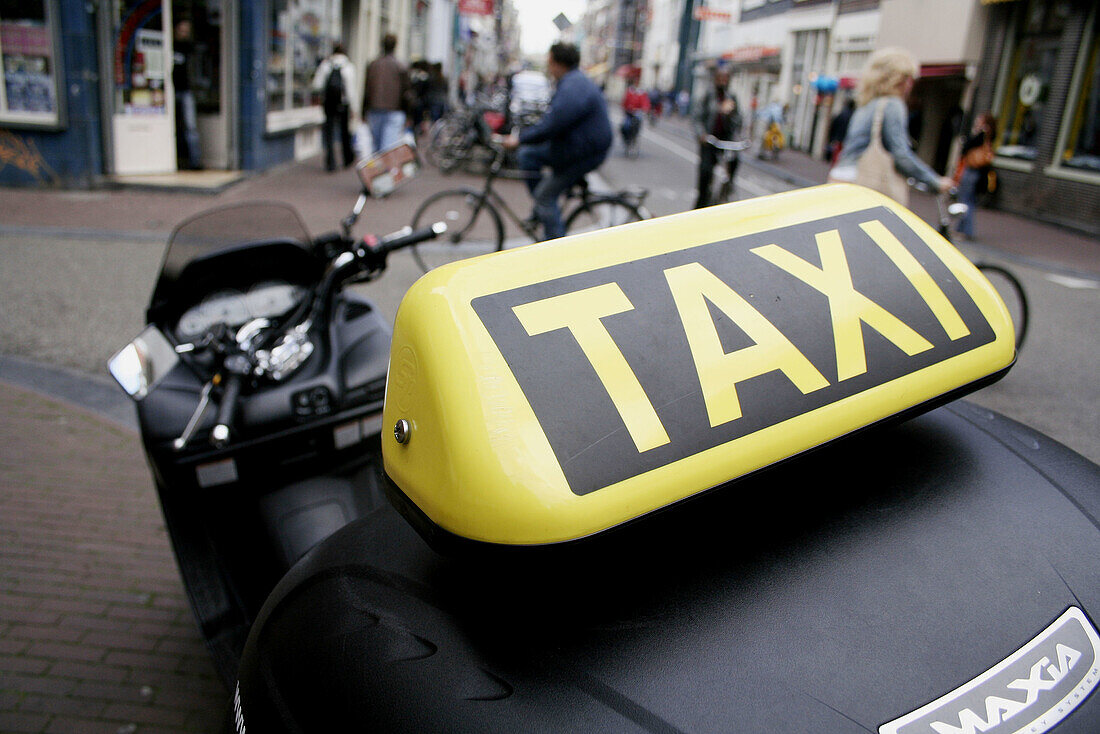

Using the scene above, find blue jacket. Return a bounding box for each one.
[519,69,612,170]
[834,96,941,189]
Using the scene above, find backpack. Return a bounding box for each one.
[324,62,347,112]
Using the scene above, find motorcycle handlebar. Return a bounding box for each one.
[211,372,243,449]
[365,222,447,259]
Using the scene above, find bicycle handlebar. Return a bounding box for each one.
[705,135,751,151]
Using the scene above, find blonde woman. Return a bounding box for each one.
[829,48,953,202]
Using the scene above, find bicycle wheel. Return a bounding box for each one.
[410,189,505,272]
[565,198,646,237]
[976,263,1030,352]
[424,117,467,173]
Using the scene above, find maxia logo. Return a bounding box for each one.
[880,607,1100,734]
[930,644,1081,734]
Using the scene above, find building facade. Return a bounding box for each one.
[0,0,446,188]
[973,0,1099,235]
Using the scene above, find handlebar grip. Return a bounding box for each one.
[211,372,242,449]
[372,222,447,256]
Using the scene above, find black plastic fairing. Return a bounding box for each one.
[235,402,1100,732]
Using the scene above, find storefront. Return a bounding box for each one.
[719,44,782,128]
[975,0,1099,234]
[0,0,348,187]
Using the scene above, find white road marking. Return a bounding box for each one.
[1045,273,1100,290]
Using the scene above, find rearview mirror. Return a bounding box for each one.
[107,326,179,401]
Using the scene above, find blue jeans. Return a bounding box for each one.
[517,143,606,240]
[957,166,981,238]
[175,90,201,169]
[368,110,407,153]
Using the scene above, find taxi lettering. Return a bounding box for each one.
[513,221,967,451]
[472,206,997,496]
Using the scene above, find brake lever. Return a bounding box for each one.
[173,381,214,451]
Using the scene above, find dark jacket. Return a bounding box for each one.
[693,85,742,141]
[519,68,612,170]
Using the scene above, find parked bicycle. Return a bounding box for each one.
[911,178,1030,351]
[422,101,542,178]
[422,104,497,175]
[409,143,651,272]
[704,135,751,205]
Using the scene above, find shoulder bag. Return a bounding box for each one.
[856,99,909,206]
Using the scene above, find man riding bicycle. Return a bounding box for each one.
[694,65,743,209]
[502,43,612,240]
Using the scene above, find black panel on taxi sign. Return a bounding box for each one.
[473,206,994,496]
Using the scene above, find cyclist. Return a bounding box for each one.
[621,79,649,154]
[501,42,612,240]
[693,66,743,209]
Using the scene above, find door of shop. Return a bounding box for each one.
[104,0,234,175]
[176,0,236,170]
[107,0,174,174]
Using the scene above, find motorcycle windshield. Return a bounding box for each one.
[148,202,315,321]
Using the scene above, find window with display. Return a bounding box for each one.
[267,0,341,129]
[0,0,62,127]
[994,0,1072,161]
[1059,9,1099,174]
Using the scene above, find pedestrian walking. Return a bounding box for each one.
[828,47,953,206]
[955,112,998,241]
[407,60,432,136]
[693,66,743,209]
[426,63,449,124]
[826,98,855,164]
[501,42,612,240]
[362,33,410,154]
[312,43,357,171]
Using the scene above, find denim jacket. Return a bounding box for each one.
[833,96,941,190]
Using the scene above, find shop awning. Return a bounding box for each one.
[919,63,967,78]
[722,45,781,64]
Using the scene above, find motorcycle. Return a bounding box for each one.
[107,186,445,683]
[119,180,1100,732]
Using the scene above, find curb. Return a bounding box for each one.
[0,355,137,433]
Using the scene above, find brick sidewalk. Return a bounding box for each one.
[0,383,226,733]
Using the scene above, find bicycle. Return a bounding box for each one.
[422,105,494,175]
[409,144,651,272]
[911,178,1030,352]
[422,102,538,178]
[704,135,750,205]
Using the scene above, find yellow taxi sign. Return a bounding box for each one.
[382,184,1016,548]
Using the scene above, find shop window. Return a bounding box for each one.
[994,0,1072,161]
[267,0,341,130]
[113,1,168,116]
[1059,10,1099,174]
[0,0,62,127]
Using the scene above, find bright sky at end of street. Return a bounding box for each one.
[515,0,587,57]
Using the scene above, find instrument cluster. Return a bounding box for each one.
[175,281,306,341]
